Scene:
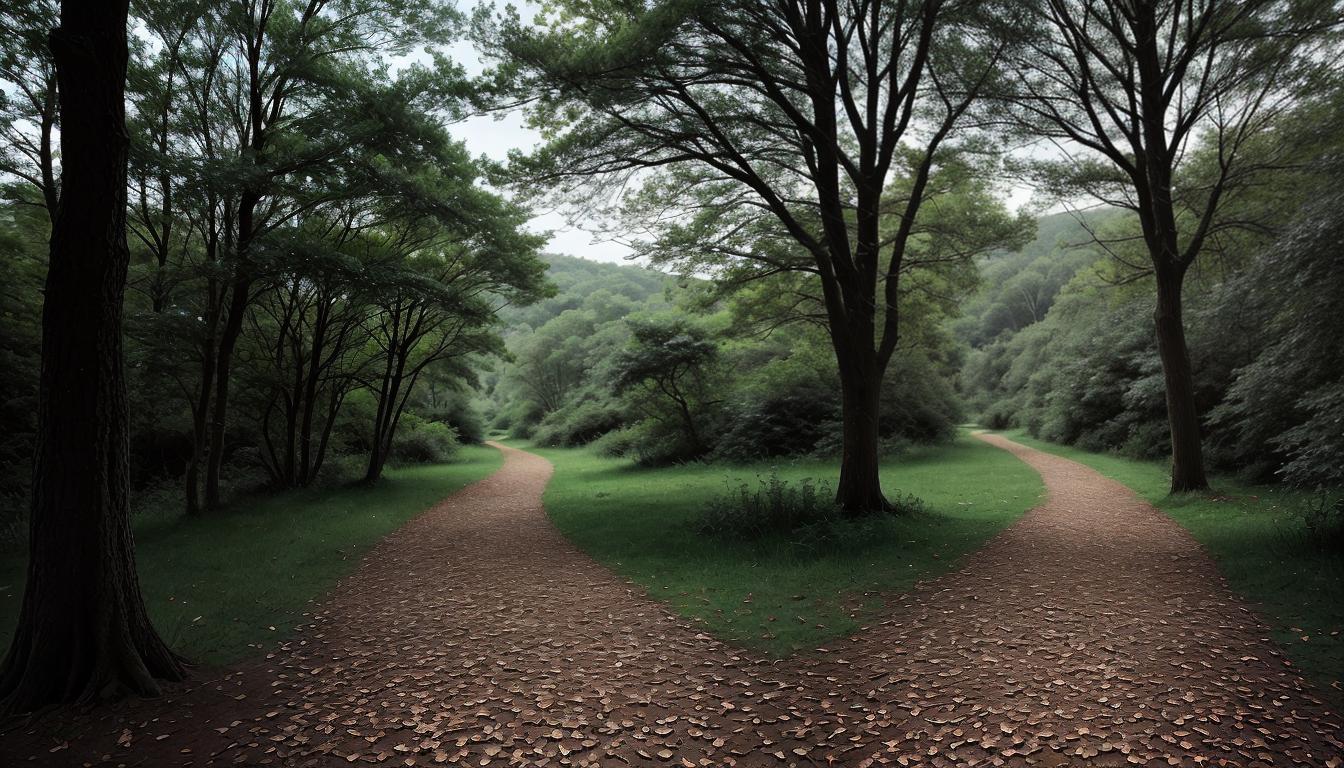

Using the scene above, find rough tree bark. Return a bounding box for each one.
[1154,269,1209,492]
[0,0,184,714]
[836,356,888,513]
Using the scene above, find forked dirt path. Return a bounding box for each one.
[3,437,1341,767]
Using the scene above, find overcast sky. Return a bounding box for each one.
[442,8,1037,266]
[453,111,639,264]
[440,16,637,265]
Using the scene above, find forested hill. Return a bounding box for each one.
[484,244,967,462]
[481,254,678,443]
[953,211,1116,348]
[495,253,673,332]
[488,195,1342,494]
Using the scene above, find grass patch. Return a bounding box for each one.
[528,435,1043,656]
[0,445,502,666]
[1005,430,1344,704]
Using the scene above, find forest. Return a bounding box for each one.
[0,0,1342,765]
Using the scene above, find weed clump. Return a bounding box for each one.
[698,469,924,544]
[1293,492,1344,551]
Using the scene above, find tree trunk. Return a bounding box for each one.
[365,445,388,484]
[365,378,397,483]
[0,0,184,714]
[671,392,704,456]
[365,329,404,484]
[184,348,215,515]
[203,267,252,509]
[183,403,207,515]
[39,74,59,220]
[835,362,890,513]
[1153,271,1209,493]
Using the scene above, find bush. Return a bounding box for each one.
[699,471,838,539]
[590,418,706,466]
[530,399,625,447]
[698,469,925,541]
[588,425,642,457]
[878,358,961,443]
[390,415,460,465]
[440,402,486,445]
[1294,492,1344,552]
[712,393,838,461]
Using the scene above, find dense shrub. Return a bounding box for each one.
[1293,493,1344,552]
[623,419,707,466]
[390,415,460,465]
[712,393,838,461]
[530,398,625,447]
[879,356,962,443]
[588,425,644,457]
[699,471,838,539]
[424,395,486,444]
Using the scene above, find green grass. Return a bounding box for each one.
[0,445,502,666]
[1004,430,1344,704]
[528,435,1044,656]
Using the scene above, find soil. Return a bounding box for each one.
[2,436,1340,767]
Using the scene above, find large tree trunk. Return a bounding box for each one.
[1153,271,1209,493]
[835,361,890,513]
[0,0,184,715]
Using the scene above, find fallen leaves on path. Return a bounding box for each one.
[3,438,1341,766]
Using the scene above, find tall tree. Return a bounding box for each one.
[185,0,459,510]
[1003,0,1339,491]
[487,0,1017,510]
[0,0,183,714]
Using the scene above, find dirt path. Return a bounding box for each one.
[3,438,1341,767]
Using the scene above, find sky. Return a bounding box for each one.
[443,7,1038,266]
[453,107,638,263]
[454,110,637,264]
[440,13,637,265]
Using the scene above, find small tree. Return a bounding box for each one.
[614,318,720,458]
[244,222,375,488]
[1003,0,1339,491]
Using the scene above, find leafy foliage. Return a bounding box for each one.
[962,106,1344,490]
[485,255,972,466]
[390,415,460,465]
[0,0,549,536]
